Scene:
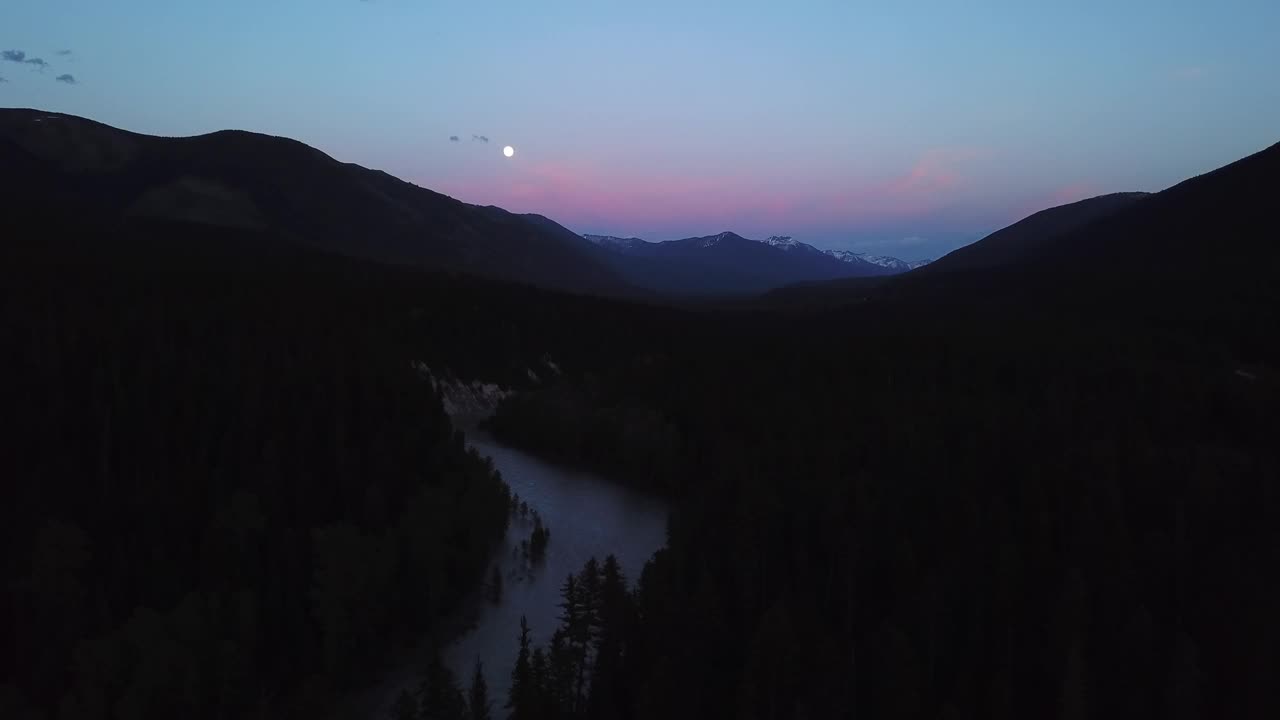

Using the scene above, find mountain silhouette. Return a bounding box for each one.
[765,139,1280,347]
[1024,142,1279,277]
[0,108,632,296]
[585,230,892,295]
[921,192,1149,274]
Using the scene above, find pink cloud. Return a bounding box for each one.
[887,148,981,194]
[826,147,984,222]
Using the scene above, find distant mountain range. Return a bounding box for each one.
[764,236,931,271]
[0,108,941,298]
[825,248,932,272]
[583,232,924,295]
[16,106,1271,309]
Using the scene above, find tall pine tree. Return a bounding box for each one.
[529,647,552,720]
[574,559,603,710]
[548,630,576,717]
[587,555,632,720]
[469,660,492,720]
[417,655,467,720]
[507,616,535,720]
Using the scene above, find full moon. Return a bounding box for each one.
[503,145,515,158]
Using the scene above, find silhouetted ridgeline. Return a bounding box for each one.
[0,108,633,296]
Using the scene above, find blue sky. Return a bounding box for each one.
[3,0,1278,260]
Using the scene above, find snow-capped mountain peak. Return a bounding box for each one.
[583,234,645,251]
[763,235,831,256]
[586,230,929,275]
[698,231,742,248]
[825,248,932,272]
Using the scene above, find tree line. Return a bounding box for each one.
[484,291,1280,718]
[391,554,635,720]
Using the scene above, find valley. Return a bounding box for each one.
[1,106,1277,720]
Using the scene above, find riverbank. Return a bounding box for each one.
[352,424,669,719]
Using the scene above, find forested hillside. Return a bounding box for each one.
[0,218,528,719]
[484,300,1278,719]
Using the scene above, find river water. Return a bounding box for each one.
[361,427,669,718]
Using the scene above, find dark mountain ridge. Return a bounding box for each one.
[761,192,1151,305]
[1029,142,1279,275]
[767,140,1280,369]
[0,108,632,296]
[920,192,1151,274]
[584,229,893,295]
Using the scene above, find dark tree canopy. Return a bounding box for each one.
[0,221,514,718]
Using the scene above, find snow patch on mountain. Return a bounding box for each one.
[700,231,739,248]
[583,234,644,251]
[764,235,838,258]
[585,229,928,274]
[826,249,931,272]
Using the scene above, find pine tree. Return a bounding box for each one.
[417,655,467,720]
[529,519,550,563]
[598,555,628,633]
[547,630,576,717]
[469,660,492,720]
[556,574,580,636]
[588,555,631,719]
[507,616,534,720]
[574,558,603,710]
[529,647,551,720]
[578,558,603,639]
[553,572,589,713]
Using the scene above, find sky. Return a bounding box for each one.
[3,1,1279,260]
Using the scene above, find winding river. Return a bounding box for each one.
[361,426,669,717]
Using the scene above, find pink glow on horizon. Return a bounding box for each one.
[832,148,984,221]
[430,147,987,238]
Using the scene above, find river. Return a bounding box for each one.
[360,426,669,718]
